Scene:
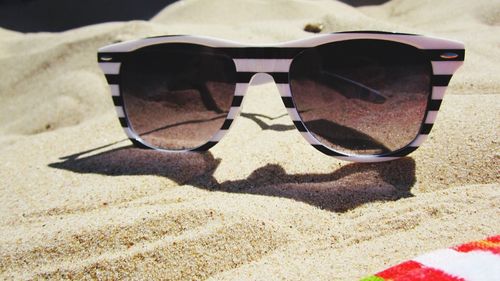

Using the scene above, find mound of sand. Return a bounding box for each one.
[0,0,498,280]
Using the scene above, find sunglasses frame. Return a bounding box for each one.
[98,31,465,162]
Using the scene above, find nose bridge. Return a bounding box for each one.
[232,58,292,98]
[230,57,303,133]
[233,58,292,73]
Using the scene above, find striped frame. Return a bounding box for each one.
[97,31,465,162]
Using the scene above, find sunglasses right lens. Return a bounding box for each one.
[289,39,431,156]
[120,44,236,150]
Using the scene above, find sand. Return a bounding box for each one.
[0,0,498,280]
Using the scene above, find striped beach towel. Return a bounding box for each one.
[361,235,500,281]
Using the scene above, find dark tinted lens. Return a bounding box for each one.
[120,44,236,150]
[290,39,431,155]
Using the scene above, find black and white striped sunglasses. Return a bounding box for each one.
[98,31,464,162]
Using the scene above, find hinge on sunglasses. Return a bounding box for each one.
[440,52,459,59]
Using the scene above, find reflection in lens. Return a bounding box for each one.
[290,39,431,155]
[120,44,236,150]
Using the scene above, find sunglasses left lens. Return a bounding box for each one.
[120,44,236,150]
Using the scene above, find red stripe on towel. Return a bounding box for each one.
[454,235,500,255]
[376,260,423,278]
[486,235,500,243]
[376,260,464,281]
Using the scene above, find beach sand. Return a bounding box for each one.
[0,0,498,280]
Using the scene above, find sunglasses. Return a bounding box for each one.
[97,31,464,162]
